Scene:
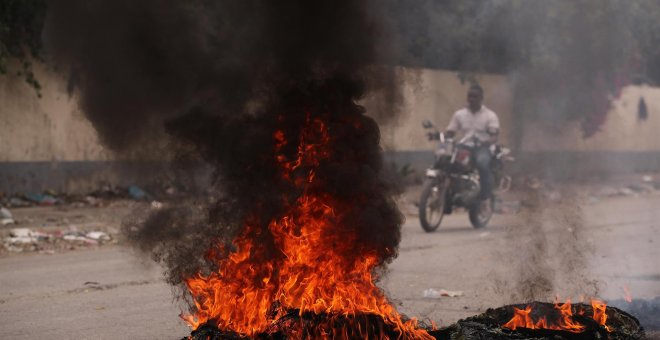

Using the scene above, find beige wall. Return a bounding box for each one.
[0,63,109,162]
[3,66,514,162]
[371,68,514,152]
[522,85,660,152]
[3,64,658,163]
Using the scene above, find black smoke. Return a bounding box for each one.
[45,0,403,286]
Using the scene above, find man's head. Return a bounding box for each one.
[467,84,484,112]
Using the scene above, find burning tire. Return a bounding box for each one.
[468,197,493,229]
[419,179,446,232]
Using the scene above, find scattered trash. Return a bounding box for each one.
[642,175,654,183]
[6,228,39,244]
[151,201,163,209]
[596,186,619,197]
[62,234,88,242]
[5,245,24,253]
[9,228,32,237]
[479,232,490,238]
[85,231,111,242]
[84,195,101,207]
[628,183,655,193]
[128,185,149,200]
[423,288,464,298]
[542,190,562,202]
[495,200,521,214]
[0,208,15,225]
[8,197,30,207]
[62,231,100,244]
[618,187,635,196]
[25,193,59,205]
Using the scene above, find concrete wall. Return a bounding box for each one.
[0,64,165,194]
[1,63,659,193]
[0,63,108,162]
[516,85,660,178]
[522,85,660,152]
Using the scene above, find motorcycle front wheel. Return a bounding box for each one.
[419,178,447,232]
[468,197,493,229]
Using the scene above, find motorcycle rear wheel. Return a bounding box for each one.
[468,197,493,229]
[419,179,446,232]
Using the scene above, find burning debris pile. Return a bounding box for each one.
[433,301,646,340]
[175,96,429,339]
[184,300,646,339]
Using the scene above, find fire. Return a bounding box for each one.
[502,299,585,332]
[623,284,633,303]
[182,114,432,339]
[502,298,612,333]
[591,298,612,332]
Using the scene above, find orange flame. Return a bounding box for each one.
[623,285,633,303]
[182,115,432,339]
[591,298,612,332]
[503,298,613,333]
[502,299,586,333]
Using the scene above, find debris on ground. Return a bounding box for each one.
[494,199,521,214]
[85,231,111,242]
[6,228,40,244]
[0,207,15,225]
[2,226,116,255]
[25,193,59,205]
[596,186,620,197]
[423,288,464,298]
[128,185,150,200]
[8,197,31,207]
[618,187,635,196]
[628,183,655,194]
[542,190,562,202]
[0,182,180,209]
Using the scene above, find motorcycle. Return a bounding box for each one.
[419,120,513,232]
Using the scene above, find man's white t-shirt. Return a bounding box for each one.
[446,105,500,142]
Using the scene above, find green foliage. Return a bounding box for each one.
[0,0,47,95]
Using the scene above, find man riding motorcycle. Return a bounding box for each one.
[445,84,500,201]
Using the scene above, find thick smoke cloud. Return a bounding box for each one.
[45,0,403,286]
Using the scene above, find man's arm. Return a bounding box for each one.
[446,111,460,139]
[487,127,499,144]
[487,111,500,144]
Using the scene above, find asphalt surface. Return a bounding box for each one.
[1,193,658,339]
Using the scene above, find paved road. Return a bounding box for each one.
[1,193,658,339]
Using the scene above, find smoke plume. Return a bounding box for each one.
[45,0,403,288]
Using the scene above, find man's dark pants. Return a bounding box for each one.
[474,145,493,200]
